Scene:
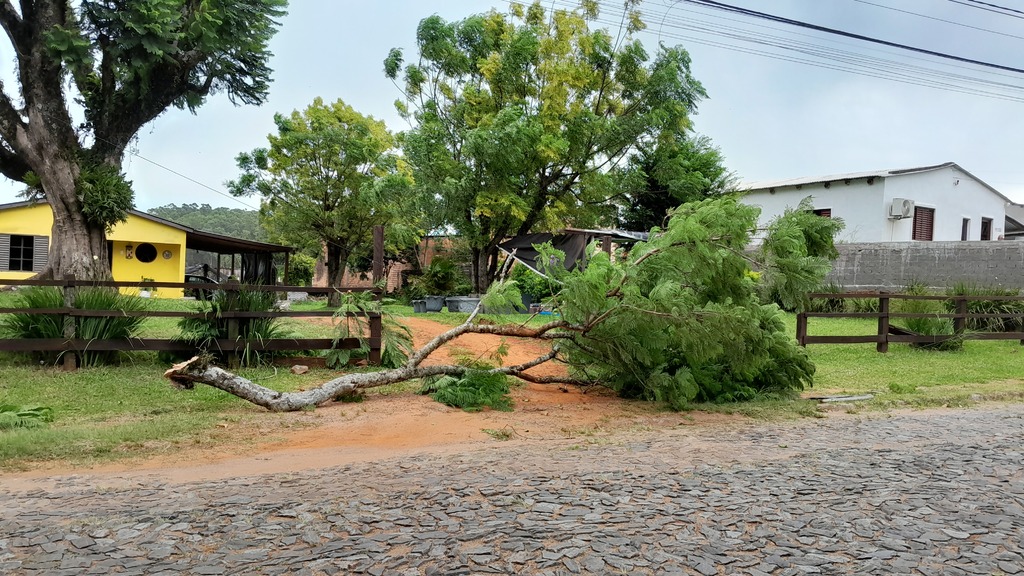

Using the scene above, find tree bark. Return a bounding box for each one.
[325,243,351,307]
[165,314,586,412]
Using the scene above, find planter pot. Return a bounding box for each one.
[412,299,427,313]
[446,296,481,313]
[424,295,446,312]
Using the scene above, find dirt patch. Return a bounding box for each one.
[1,315,746,485]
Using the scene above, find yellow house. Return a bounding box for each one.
[0,201,292,298]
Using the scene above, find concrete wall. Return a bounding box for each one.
[827,241,1024,290]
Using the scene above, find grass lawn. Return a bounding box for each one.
[1,296,1023,468]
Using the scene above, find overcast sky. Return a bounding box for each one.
[3,0,1024,210]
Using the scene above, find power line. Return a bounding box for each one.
[128,151,259,211]
[948,0,1024,20]
[852,0,1024,41]
[559,0,1024,103]
[680,0,1024,74]
[962,0,1024,17]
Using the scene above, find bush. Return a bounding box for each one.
[419,371,513,412]
[174,285,293,366]
[807,282,846,314]
[510,262,557,302]
[285,253,316,286]
[944,282,1024,332]
[0,286,148,366]
[894,288,962,351]
[405,258,471,299]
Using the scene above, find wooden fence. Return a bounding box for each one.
[797,292,1024,352]
[0,228,385,370]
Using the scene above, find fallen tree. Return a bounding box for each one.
[165,197,843,411]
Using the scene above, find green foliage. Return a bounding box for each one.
[175,285,293,366]
[326,292,413,369]
[285,253,316,286]
[0,286,148,366]
[229,97,424,300]
[406,258,472,299]
[0,405,54,431]
[510,263,557,301]
[619,133,736,232]
[77,162,135,231]
[894,296,962,352]
[807,282,847,314]
[533,196,837,408]
[420,371,513,412]
[944,282,1024,332]
[391,2,708,290]
[147,203,268,242]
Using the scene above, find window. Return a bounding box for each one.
[981,218,992,241]
[812,208,832,218]
[912,207,934,241]
[0,234,48,272]
[961,218,970,241]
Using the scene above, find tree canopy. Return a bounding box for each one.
[0,0,286,279]
[229,97,424,304]
[386,0,706,291]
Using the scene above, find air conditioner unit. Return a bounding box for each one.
[889,198,915,219]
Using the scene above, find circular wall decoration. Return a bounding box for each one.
[135,242,158,263]
[163,250,173,260]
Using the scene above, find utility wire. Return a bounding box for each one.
[961,0,1024,17]
[947,0,1024,20]
[128,151,259,211]
[680,0,1024,74]
[852,0,1024,42]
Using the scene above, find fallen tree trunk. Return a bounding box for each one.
[164,313,587,411]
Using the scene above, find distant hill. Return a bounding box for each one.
[147,203,268,243]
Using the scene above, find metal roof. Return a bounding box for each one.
[742,162,1017,206]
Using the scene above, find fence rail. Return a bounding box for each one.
[0,227,385,370]
[796,292,1024,352]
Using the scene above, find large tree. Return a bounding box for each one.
[618,132,736,232]
[229,97,423,305]
[385,0,706,292]
[0,0,286,279]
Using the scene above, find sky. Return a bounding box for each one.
[3,0,1024,210]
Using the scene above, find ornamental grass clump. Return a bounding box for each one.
[0,286,147,366]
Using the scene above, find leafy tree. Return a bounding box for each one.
[229,98,423,305]
[0,0,287,280]
[618,133,735,232]
[167,197,844,411]
[148,203,267,242]
[385,0,706,292]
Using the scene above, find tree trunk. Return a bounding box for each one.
[325,243,351,307]
[45,175,111,280]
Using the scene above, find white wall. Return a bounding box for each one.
[883,166,1005,241]
[743,178,885,243]
[743,166,1007,243]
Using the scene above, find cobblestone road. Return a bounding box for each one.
[1,405,1023,575]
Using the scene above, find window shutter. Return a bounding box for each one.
[813,209,832,218]
[912,207,934,241]
[0,234,9,272]
[32,235,49,272]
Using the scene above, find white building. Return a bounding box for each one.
[742,162,1024,243]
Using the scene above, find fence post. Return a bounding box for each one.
[225,280,240,369]
[62,274,77,371]
[954,297,967,335]
[877,294,890,353]
[796,312,807,346]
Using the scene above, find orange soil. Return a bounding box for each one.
[1,315,743,488]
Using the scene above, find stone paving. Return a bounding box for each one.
[1,405,1023,575]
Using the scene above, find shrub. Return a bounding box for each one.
[894,291,962,351]
[419,371,513,412]
[0,405,54,430]
[326,292,413,369]
[944,282,1024,332]
[0,286,148,366]
[510,262,557,302]
[175,285,293,366]
[405,258,471,299]
[807,282,846,314]
[285,253,317,286]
